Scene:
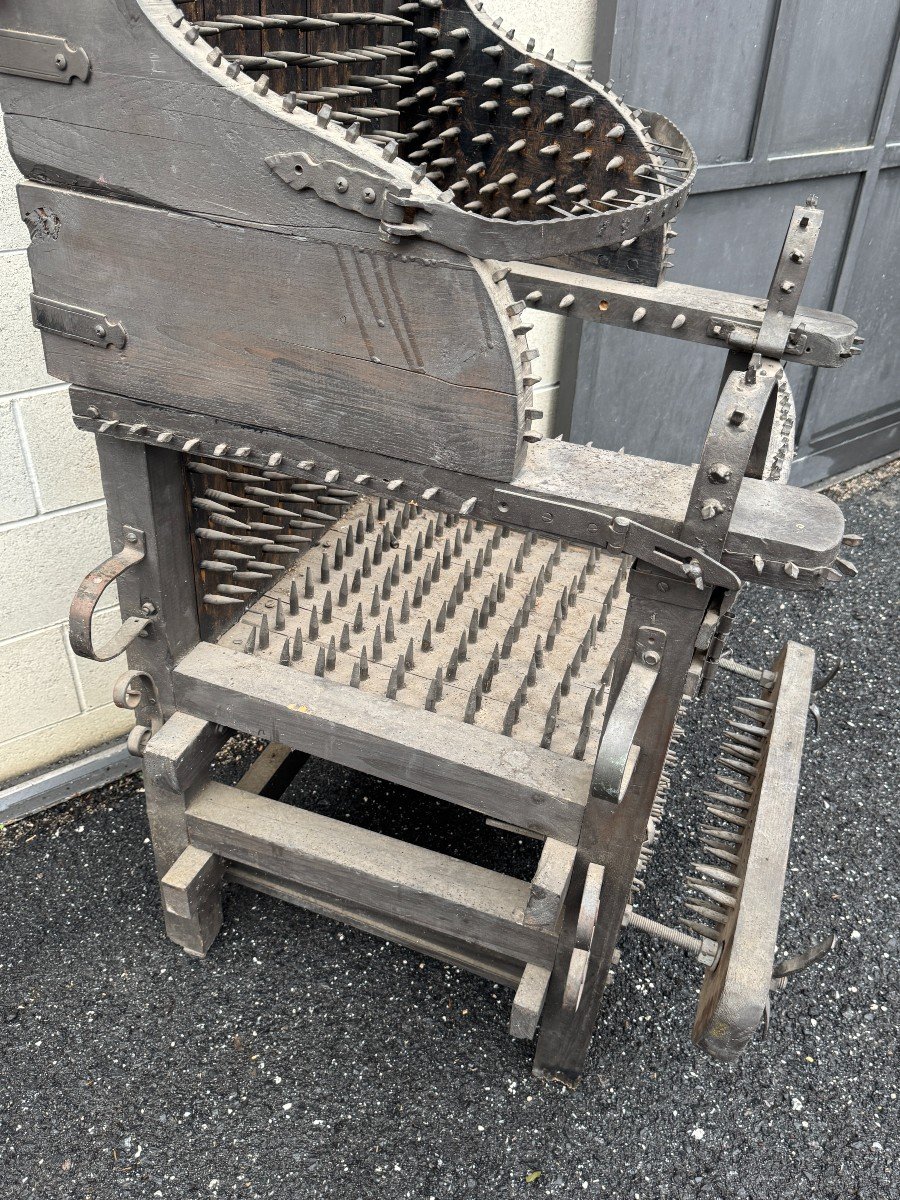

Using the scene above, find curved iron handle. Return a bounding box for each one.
[69,525,154,661]
[590,627,666,801]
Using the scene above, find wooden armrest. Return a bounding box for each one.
[513,440,844,581]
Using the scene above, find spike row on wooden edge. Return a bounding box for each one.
[628,721,684,896]
[676,696,773,948]
[217,490,632,760]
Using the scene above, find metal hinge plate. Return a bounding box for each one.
[31,296,127,350]
[0,28,90,83]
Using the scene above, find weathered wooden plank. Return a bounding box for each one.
[71,389,846,578]
[142,712,229,874]
[693,642,815,1062]
[186,779,559,968]
[238,743,309,800]
[173,641,588,842]
[24,183,523,480]
[508,263,859,369]
[524,840,578,931]
[510,964,552,1040]
[159,844,224,957]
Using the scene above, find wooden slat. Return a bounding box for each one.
[186,780,559,968]
[693,641,815,1062]
[226,864,524,988]
[173,641,589,842]
[510,964,552,1040]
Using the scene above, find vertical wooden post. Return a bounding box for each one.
[143,712,231,953]
[95,434,200,718]
[532,566,713,1084]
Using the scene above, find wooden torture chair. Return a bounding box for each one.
[0,0,863,1083]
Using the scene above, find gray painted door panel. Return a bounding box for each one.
[571,0,900,484]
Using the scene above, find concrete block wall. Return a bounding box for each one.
[0,131,132,786]
[0,0,595,786]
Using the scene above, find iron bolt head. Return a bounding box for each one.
[642,649,661,667]
[54,53,67,70]
[700,498,724,520]
[125,532,138,543]
[708,463,732,483]
[728,407,747,427]
[141,602,157,616]
[362,188,377,204]
[335,177,349,194]
[780,280,796,293]
[94,324,106,339]
[790,250,805,264]
[657,581,670,593]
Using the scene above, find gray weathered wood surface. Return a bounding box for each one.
[25,182,525,480]
[174,640,590,843]
[71,392,845,580]
[187,779,559,967]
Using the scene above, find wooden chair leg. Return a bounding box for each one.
[142,712,230,953]
[532,575,707,1085]
[159,846,225,957]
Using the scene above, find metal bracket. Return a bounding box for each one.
[605,516,741,592]
[0,28,91,83]
[113,670,164,757]
[31,296,127,350]
[706,317,809,358]
[492,491,741,592]
[69,526,155,662]
[590,626,666,801]
[265,149,396,220]
[756,199,823,360]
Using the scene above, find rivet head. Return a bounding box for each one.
[94,324,106,339]
[708,463,732,483]
[701,499,724,520]
[657,581,670,593]
[362,188,377,204]
[780,280,796,294]
[335,177,349,194]
[54,53,67,70]
[125,532,138,543]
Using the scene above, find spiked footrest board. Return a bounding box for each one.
[690,642,816,1060]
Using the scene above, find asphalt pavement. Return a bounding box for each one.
[1,461,897,1200]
